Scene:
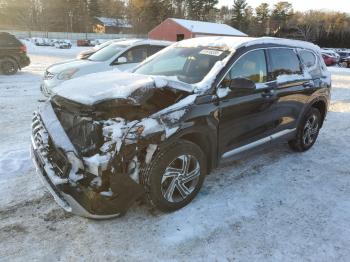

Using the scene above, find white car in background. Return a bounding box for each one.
[41,39,172,96]
[54,40,72,49]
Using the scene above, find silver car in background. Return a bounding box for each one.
[41,39,171,96]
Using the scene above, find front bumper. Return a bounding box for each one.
[31,101,145,219]
[19,54,30,68]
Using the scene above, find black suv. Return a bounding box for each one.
[31,37,331,218]
[0,32,30,75]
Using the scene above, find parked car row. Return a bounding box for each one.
[31,36,332,219]
[77,39,106,47]
[321,48,350,67]
[30,37,110,49]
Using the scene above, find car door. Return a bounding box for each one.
[217,49,279,157]
[266,48,312,132]
[112,45,149,71]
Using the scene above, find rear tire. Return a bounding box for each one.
[1,58,18,75]
[141,140,206,212]
[288,107,322,152]
[340,62,348,68]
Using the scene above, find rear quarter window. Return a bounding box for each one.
[268,48,302,80]
[299,50,316,68]
[299,49,322,77]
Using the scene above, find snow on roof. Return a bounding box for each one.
[170,18,247,37]
[175,36,321,53]
[95,17,132,28]
[117,39,173,47]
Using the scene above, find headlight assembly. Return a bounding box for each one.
[57,68,79,80]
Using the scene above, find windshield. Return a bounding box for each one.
[133,46,230,84]
[89,43,126,62]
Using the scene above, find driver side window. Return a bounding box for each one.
[222,49,267,87]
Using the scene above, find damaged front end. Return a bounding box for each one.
[31,82,191,218]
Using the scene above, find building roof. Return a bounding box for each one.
[170,18,247,37]
[95,17,132,28]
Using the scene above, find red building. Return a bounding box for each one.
[149,18,247,42]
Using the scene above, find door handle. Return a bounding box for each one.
[261,89,275,98]
[303,81,314,88]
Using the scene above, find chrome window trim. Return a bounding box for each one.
[216,46,310,91]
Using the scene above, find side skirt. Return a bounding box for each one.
[221,128,296,160]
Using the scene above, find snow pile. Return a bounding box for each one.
[0,149,32,177]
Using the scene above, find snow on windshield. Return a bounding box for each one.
[134,45,230,85]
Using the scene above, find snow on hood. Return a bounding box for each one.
[53,71,193,106]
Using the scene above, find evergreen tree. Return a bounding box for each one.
[231,0,248,30]
[270,1,293,34]
[88,0,101,19]
[186,0,218,21]
[255,3,270,35]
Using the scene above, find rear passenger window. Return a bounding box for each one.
[269,48,302,80]
[299,50,316,68]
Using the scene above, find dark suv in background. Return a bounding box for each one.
[0,32,30,75]
[338,51,350,68]
[31,37,331,218]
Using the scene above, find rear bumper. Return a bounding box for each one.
[30,102,145,219]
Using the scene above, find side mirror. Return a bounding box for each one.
[117,57,127,64]
[229,77,256,90]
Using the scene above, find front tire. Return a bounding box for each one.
[141,140,206,212]
[289,107,322,152]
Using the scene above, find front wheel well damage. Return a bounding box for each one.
[311,100,326,126]
[180,133,214,173]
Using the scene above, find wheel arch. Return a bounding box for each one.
[179,131,217,173]
[0,55,21,69]
[310,99,327,127]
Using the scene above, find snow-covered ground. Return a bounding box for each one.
[0,48,350,261]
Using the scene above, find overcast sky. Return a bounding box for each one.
[218,0,350,13]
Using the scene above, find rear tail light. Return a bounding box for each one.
[20,45,27,53]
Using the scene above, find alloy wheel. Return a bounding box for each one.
[161,154,201,203]
[303,114,319,146]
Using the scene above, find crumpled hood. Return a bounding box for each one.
[53,71,193,106]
